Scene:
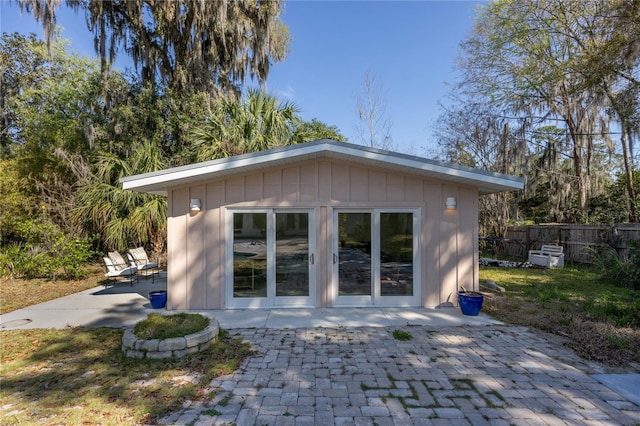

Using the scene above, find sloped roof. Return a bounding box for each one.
[121,139,524,196]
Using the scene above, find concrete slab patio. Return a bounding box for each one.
[1,274,639,425]
[0,274,169,330]
[593,374,640,406]
[0,273,501,331]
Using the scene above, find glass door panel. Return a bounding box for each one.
[338,212,372,296]
[333,209,419,307]
[232,212,267,298]
[275,212,309,297]
[228,209,314,308]
[380,212,414,296]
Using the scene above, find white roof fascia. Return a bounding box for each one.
[121,140,524,196]
[121,144,323,195]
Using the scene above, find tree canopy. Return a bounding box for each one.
[437,0,640,231]
[18,0,290,97]
[0,33,343,275]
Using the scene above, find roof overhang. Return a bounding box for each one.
[121,139,524,196]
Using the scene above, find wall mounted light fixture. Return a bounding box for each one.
[190,198,201,212]
[445,196,457,210]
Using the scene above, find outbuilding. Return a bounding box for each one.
[121,140,523,310]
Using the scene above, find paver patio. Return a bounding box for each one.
[159,325,640,426]
[2,275,637,425]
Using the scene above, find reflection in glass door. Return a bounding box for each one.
[228,210,314,308]
[336,212,372,305]
[338,212,372,296]
[232,213,268,298]
[276,212,309,297]
[380,212,414,297]
[334,209,419,307]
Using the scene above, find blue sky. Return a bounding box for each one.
[1,0,481,156]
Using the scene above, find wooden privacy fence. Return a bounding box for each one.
[482,224,640,264]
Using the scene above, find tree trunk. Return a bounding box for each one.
[604,84,638,223]
[566,119,590,213]
[501,123,509,236]
[621,129,639,222]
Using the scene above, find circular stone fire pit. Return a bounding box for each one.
[122,318,219,359]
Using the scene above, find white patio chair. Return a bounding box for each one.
[127,247,160,282]
[103,257,138,286]
[108,251,129,270]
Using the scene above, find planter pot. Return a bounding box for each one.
[149,290,167,309]
[458,291,484,316]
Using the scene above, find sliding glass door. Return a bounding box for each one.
[227,208,418,308]
[333,209,420,306]
[228,210,314,308]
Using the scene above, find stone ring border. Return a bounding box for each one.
[122,319,219,359]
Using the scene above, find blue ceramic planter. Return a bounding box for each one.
[458,291,484,316]
[149,290,167,309]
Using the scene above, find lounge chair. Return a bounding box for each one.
[103,257,138,286]
[108,251,129,270]
[127,247,160,282]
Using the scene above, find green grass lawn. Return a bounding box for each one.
[480,264,640,368]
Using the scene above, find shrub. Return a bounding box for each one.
[592,241,640,290]
[0,220,95,279]
[134,313,209,340]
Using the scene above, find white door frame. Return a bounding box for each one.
[225,208,316,308]
[332,208,421,307]
[332,209,374,307]
[375,208,421,307]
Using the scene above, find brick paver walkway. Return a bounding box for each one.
[159,325,640,425]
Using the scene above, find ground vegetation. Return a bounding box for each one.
[1,262,637,424]
[0,326,252,424]
[481,263,639,369]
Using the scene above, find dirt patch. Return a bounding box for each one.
[483,292,640,373]
[0,264,106,314]
[562,318,640,371]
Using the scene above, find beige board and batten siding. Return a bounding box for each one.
[166,157,477,310]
